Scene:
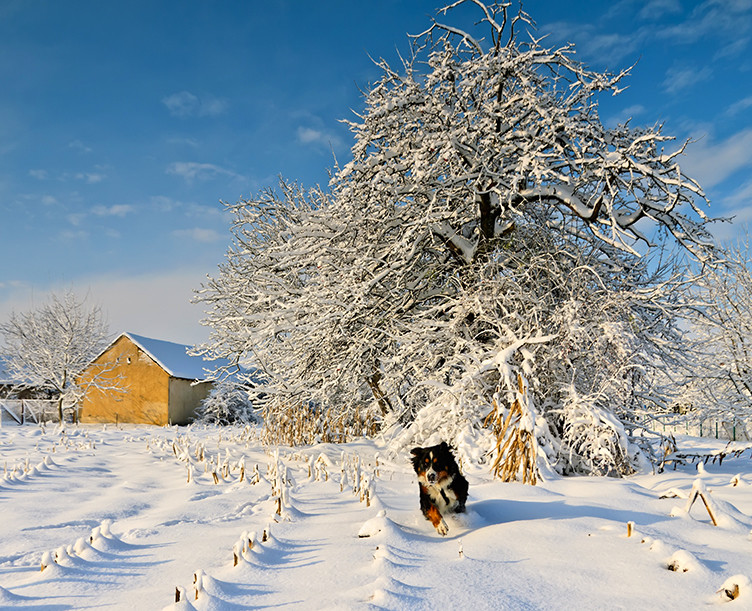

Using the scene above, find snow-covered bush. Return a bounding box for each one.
[195,1,716,476]
[196,381,258,426]
[554,385,637,477]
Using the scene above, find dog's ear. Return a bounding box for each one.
[410,447,422,456]
[439,441,450,452]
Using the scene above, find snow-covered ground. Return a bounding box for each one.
[1,424,751,610]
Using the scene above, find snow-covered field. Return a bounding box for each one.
[1,424,752,610]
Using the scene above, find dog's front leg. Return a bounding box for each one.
[425,502,449,536]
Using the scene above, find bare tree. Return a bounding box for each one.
[0,291,122,422]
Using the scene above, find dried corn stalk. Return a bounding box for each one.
[261,402,379,446]
[685,479,718,526]
[486,374,539,485]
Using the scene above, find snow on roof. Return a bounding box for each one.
[124,332,222,381]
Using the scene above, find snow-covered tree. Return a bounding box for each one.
[0,291,120,422]
[681,239,752,431]
[196,380,259,425]
[196,1,715,475]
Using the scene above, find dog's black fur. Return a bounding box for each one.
[410,441,469,536]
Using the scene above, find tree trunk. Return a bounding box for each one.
[478,192,496,244]
[366,372,392,416]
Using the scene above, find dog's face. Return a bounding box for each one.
[411,442,455,487]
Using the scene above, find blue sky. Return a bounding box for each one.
[1,0,750,344]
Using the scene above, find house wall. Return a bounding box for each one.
[79,335,170,425]
[168,378,212,425]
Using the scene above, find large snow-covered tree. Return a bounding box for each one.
[196,1,715,475]
[0,291,120,422]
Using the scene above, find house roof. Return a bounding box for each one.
[121,332,221,381]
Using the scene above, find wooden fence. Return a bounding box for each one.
[0,399,59,425]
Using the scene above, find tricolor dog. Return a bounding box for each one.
[410,442,468,536]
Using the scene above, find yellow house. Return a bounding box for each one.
[79,332,216,426]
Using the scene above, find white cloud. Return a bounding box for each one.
[166,161,239,183]
[715,35,750,60]
[298,127,325,144]
[680,128,752,189]
[167,136,200,148]
[708,198,752,244]
[59,229,88,241]
[150,195,183,212]
[163,91,199,117]
[144,198,228,232]
[68,139,92,153]
[537,20,647,65]
[28,169,48,180]
[725,179,752,210]
[173,228,224,243]
[712,179,752,241]
[0,279,27,292]
[40,195,58,206]
[91,204,135,217]
[201,98,228,117]
[662,66,712,94]
[727,95,752,116]
[67,212,87,227]
[639,0,681,20]
[162,91,228,118]
[296,125,343,150]
[584,32,641,60]
[606,104,646,127]
[75,172,107,184]
[660,0,752,43]
[542,0,750,69]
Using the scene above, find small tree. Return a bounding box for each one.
[683,239,752,432]
[196,380,259,425]
[0,291,120,422]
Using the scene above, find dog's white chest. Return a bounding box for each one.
[426,478,459,513]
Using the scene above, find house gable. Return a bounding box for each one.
[79,334,170,425]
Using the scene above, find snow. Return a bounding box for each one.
[1,424,752,609]
[124,332,220,381]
